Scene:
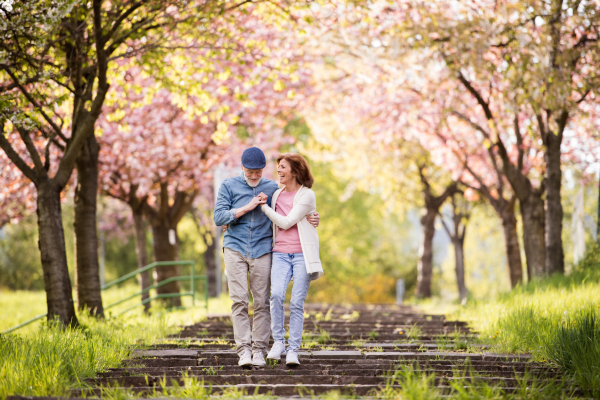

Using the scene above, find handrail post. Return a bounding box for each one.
[205,277,209,314]
[191,261,195,308]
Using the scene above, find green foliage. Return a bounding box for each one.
[0,314,170,399]
[545,308,600,397]
[0,216,44,290]
[440,245,600,396]
[377,365,440,399]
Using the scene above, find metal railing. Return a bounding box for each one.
[1,260,208,335]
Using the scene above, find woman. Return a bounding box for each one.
[257,153,323,366]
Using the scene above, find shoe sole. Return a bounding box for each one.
[286,360,300,365]
[266,355,280,360]
[238,361,252,366]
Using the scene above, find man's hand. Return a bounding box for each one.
[248,195,266,209]
[234,196,267,219]
[307,211,319,228]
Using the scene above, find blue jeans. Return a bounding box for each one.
[270,252,311,352]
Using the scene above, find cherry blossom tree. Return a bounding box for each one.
[372,0,600,276]
[305,0,600,286]
[0,0,239,324]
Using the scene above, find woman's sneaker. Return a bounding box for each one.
[238,349,252,366]
[252,351,266,366]
[286,350,300,365]
[267,342,287,360]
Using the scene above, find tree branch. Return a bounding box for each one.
[0,121,38,184]
[15,126,45,175]
[3,67,64,136]
[456,71,494,121]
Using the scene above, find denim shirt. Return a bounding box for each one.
[214,173,280,259]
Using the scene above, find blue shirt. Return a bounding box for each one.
[214,173,280,259]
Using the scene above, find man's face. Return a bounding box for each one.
[242,167,263,188]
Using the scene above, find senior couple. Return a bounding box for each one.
[214,147,323,367]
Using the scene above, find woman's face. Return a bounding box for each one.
[277,159,295,186]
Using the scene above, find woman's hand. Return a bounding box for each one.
[257,192,268,202]
[222,225,229,232]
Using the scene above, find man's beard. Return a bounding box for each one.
[245,176,260,187]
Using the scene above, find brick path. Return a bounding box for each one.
[70,303,560,397]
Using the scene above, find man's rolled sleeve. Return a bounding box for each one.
[214,183,238,225]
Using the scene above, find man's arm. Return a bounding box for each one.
[307,212,319,228]
[214,183,239,226]
[234,196,266,219]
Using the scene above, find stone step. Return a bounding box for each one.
[98,366,558,380]
[85,372,556,388]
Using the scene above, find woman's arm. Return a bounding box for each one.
[261,192,315,230]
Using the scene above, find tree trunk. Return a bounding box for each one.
[500,205,523,287]
[37,177,78,327]
[520,192,546,278]
[416,207,436,299]
[545,132,564,275]
[151,221,181,308]
[73,134,104,318]
[453,235,467,302]
[204,232,218,297]
[133,209,151,312]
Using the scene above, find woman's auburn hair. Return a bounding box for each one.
[277,153,314,188]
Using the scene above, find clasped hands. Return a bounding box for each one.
[222,192,320,232]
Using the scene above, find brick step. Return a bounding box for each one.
[111,360,556,376]
[190,320,463,327]
[84,373,557,388]
[130,349,532,361]
[71,383,395,397]
[97,366,558,380]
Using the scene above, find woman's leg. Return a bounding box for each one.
[270,252,293,344]
[287,253,311,352]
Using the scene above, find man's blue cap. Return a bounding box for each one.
[241,147,266,169]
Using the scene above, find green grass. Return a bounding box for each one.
[0,285,232,334]
[0,313,169,399]
[432,246,600,397]
[376,364,573,399]
[0,289,232,400]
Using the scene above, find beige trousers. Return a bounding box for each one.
[224,248,272,356]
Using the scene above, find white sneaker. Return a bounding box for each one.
[238,349,252,366]
[286,350,300,365]
[252,351,266,366]
[267,342,287,360]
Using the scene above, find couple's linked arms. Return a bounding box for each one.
[258,191,317,230]
[216,187,319,231]
[214,184,270,225]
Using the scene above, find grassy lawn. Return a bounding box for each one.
[0,285,232,334]
[415,248,600,398]
[0,288,232,399]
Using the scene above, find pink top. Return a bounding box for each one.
[272,190,303,254]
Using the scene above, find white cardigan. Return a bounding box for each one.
[261,186,323,280]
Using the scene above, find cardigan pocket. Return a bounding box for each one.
[303,243,320,264]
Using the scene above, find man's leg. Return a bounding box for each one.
[248,251,272,355]
[223,248,251,356]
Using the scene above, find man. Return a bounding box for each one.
[214,147,319,367]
